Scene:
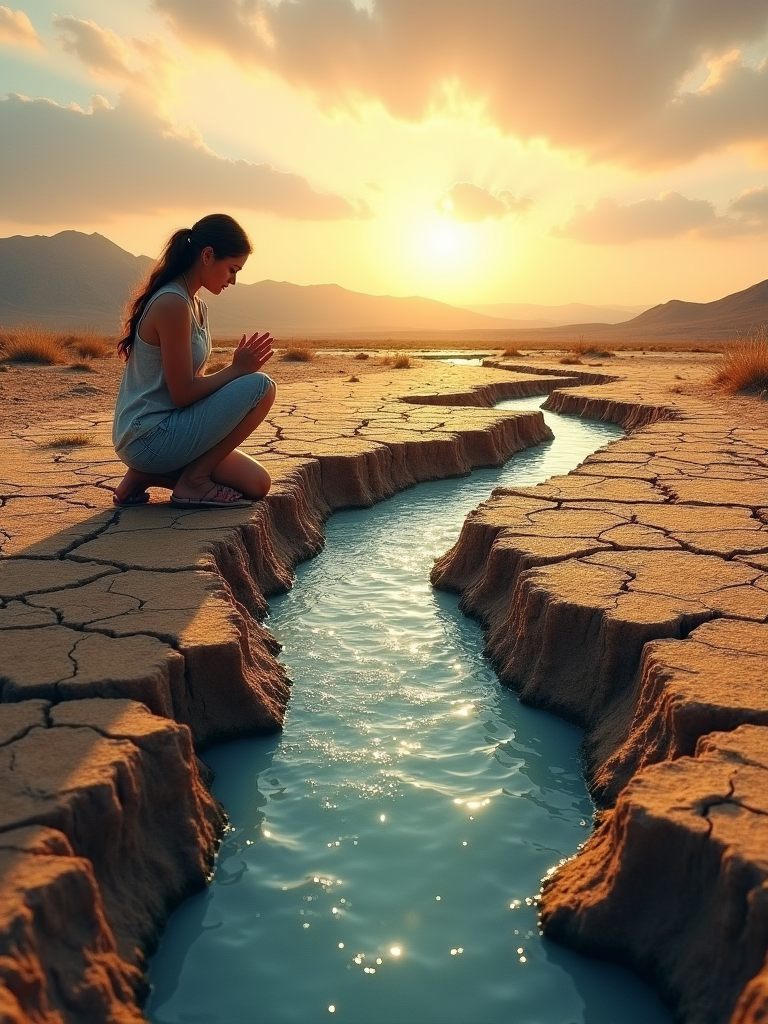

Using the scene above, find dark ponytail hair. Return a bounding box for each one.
[119,213,252,359]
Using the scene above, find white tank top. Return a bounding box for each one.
[112,282,211,452]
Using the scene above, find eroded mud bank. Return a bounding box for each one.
[4,354,766,1023]
[432,361,768,1024]
[0,365,553,1022]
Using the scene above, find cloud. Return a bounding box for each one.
[0,92,371,223]
[53,15,176,99]
[602,49,768,166]
[729,184,768,222]
[153,0,768,169]
[707,185,768,236]
[436,182,533,222]
[554,188,768,243]
[0,6,41,48]
[554,192,716,243]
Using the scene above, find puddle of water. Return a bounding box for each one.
[147,400,672,1024]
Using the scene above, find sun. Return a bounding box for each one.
[404,214,495,297]
[406,215,482,283]
[373,199,510,302]
[421,219,466,264]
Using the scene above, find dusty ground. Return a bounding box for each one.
[0,351,401,432]
[1,350,767,1024]
[2,347,763,433]
[432,353,768,1024]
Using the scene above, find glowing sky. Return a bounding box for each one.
[2,1,768,305]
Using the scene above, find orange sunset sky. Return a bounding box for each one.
[1,0,768,308]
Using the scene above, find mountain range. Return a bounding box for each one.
[0,231,521,335]
[0,230,765,341]
[0,231,152,331]
[465,301,650,325]
[488,278,768,344]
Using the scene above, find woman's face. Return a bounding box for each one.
[200,248,250,294]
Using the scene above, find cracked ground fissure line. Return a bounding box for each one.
[1,565,123,600]
[701,779,737,837]
[79,623,186,651]
[63,633,95,681]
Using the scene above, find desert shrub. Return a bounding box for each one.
[0,326,64,364]
[64,334,113,360]
[710,328,768,393]
[502,347,523,357]
[559,355,583,365]
[69,360,96,372]
[354,351,370,360]
[381,353,411,368]
[569,338,614,358]
[0,327,113,364]
[281,346,316,362]
[43,433,94,447]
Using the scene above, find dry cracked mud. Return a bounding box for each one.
[432,354,768,1024]
[0,360,553,1022]
[2,352,767,1022]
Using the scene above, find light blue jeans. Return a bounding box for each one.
[119,373,274,474]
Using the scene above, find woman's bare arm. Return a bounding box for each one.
[143,293,272,408]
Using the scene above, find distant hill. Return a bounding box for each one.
[466,301,651,325]
[0,230,519,335]
[488,278,768,344]
[0,231,151,331]
[208,279,518,336]
[613,279,768,339]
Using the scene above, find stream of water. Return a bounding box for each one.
[147,398,672,1024]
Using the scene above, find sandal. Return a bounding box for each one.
[113,491,150,507]
[170,484,253,509]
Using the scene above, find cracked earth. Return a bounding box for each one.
[0,358,554,1023]
[432,354,768,1024]
[1,351,767,1023]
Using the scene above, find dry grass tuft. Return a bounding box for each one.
[69,360,96,372]
[502,347,523,358]
[569,338,614,358]
[0,326,114,364]
[281,346,316,362]
[381,353,412,368]
[0,326,65,364]
[354,351,370,360]
[559,355,583,365]
[64,334,113,360]
[710,328,768,394]
[43,432,94,448]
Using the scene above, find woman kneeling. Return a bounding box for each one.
[112,213,275,509]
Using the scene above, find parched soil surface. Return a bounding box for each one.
[434,353,768,1024]
[0,356,554,1024]
[1,349,767,1024]
[0,351,398,431]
